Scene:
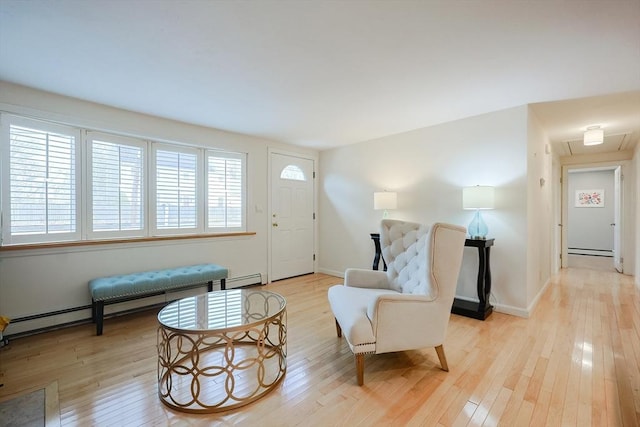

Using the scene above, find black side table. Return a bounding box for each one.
[370,233,387,271]
[451,238,495,320]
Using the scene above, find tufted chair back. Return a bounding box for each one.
[381,219,434,297]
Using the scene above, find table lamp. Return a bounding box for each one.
[373,191,397,219]
[463,186,494,239]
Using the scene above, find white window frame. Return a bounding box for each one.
[1,113,250,246]
[205,150,247,232]
[86,131,147,239]
[150,143,203,236]
[1,114,82,245]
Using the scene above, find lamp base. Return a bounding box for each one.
[468,210,488,239]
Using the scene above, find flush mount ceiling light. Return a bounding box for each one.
[583,126,604,146]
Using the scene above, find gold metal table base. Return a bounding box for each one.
[157,303,286,413]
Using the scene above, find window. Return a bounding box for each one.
[280,164,306,181]
[207,151,246,231]
[1,115,80,245]
[1,113,248,246]
[152,145,200,234]
[87,132,145,238]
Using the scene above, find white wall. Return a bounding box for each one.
[0,82,318,334]
[635,143,640,287]
[319,106,534,315]
[567,170,615,252]
[526,107,555,311]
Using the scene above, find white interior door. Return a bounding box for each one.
[613,166,622,272]
[270,153,314,281]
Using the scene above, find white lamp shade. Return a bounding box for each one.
[583,127,604,146]
[374,192,397,210]
[463,186,495,210]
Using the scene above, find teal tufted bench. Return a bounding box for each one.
[89,263,228,335]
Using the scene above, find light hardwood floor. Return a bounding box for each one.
[568,254,616,272]
[0,269,638,426]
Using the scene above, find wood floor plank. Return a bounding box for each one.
[0,268,637,426]
[481,387,512,427]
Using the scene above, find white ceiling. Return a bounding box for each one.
[1,0,639,151]
[531,91,640,157]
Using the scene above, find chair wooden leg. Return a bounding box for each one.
[355,353,364,386]
[335,318,342,337]
[435,345,449,371]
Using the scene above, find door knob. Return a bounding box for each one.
[272,223,278,227]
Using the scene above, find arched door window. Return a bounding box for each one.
[280,164,306,181]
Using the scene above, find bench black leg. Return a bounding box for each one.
[220,278,226,291]
[207,281,213,292]
[95,301,104,336]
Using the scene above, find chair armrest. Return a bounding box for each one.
[367,293,433,318]
[367,293,450,351]
[344,268,390,289]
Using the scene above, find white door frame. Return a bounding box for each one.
[267,148,318,283]
[560,161,628,272]
[552,156,562,274]
[613,166,623,272]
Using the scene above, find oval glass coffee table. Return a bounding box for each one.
[157,289,287,413]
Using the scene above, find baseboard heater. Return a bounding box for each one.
[6,273,263,340]
[568,247,614,257]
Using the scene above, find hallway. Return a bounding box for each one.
[568,254,616,272]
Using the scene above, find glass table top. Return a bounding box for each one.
[158,289,286,332]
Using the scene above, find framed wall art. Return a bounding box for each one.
[575,189,604,207]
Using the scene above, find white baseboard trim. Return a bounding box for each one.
[526,278,552,316]
[453,293,530,318]
[493,303,529,318]
[318,268,344,278]
[567,248,613,257]
[491,278,552,319]
[226,273,263,289]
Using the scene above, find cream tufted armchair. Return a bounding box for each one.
[327,220,466,385]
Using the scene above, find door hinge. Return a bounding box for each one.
[313,254,316,261]
[313,212,316,220]
[313,171,316,179]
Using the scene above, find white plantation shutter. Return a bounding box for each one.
[1,116,80,244]
[2,114,249,245]
[207,151,245,231]
[88,133,145,237]
[153,146,199,233]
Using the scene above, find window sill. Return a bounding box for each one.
[0,232,256,252]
